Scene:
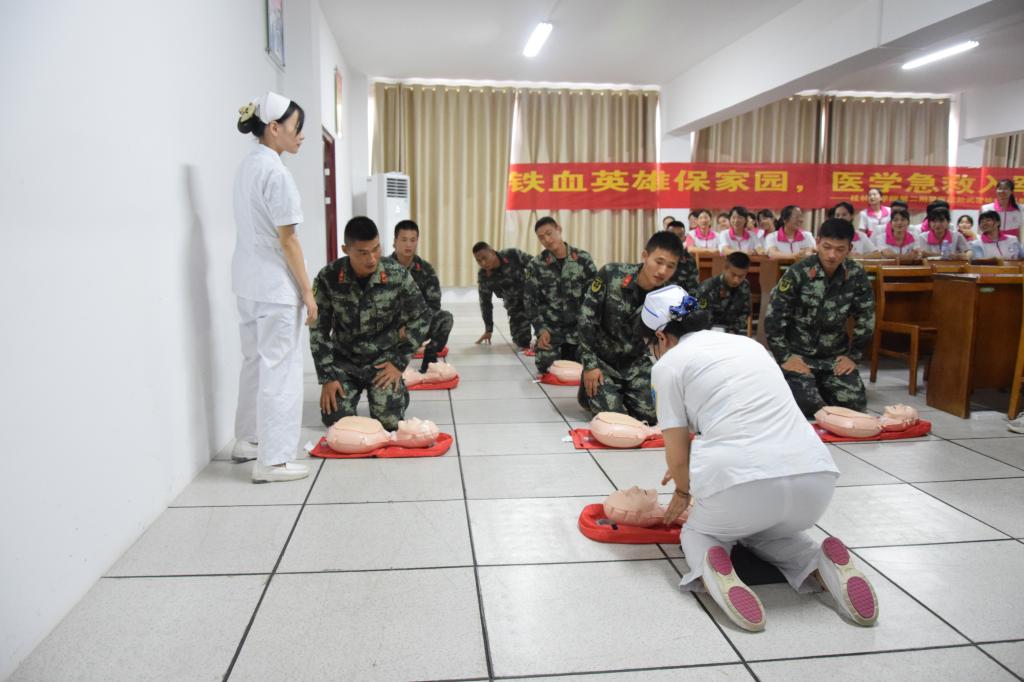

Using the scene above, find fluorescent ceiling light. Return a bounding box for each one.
[902,40,979,70]
[523,22,553,58]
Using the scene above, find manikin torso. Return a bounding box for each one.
[326,415,441,452]
[403,362,458,386]
[815,404,919,438]
[589,411,661,448]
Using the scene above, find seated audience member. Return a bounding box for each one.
[716,212,731,232]
[764,219,875,417]
[873,207,922,260]
[745,212,758,234]
[684,209,718,253]
[829,202,879,258]
[971,210,1022,261]
[687,212,699,233]
[666,219,686,242]
[756,209,776,239]
[912,199,950,236]
[982,178,1023,238]
[662,215,677,230]
[577,231,684,424]
[765,205,815,258]
[918,207,970,259]
[857,187,890,237]
[698,251,752,335]
[956,214,978,241]
[524,217,598,374]
[718,205,764,255]
[473,241,533,348]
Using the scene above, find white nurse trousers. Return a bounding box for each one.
[678,471,838,593]
[234,297,303,466]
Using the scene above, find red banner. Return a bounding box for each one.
[505,163,1023,211]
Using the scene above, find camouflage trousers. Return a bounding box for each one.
[577,355,657,425]
[321,363,410,431]
[503,299,533,349]
[534,329,579,374]
[782,356,867,418]
[426,309,454,353]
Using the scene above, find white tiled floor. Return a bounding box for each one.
[14,300,1024,681]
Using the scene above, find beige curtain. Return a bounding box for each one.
[372,82,515,286]
[825,96,950,165]
[505,88,659,269]
[983,133,1024,167]
[693,96,823,228]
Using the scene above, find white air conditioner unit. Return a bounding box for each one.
[366,172,410,256]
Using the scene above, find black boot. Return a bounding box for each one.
[419,347,438,373]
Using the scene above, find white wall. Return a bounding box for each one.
[961,76,1024,141]
[0,1,341,676]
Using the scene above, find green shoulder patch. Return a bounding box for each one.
[590,278,603,294]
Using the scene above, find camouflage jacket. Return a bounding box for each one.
[310,257,430,382]
[764,255,875,363]
[478,248,532,331]
[389,253,442,311]
[671,248,700,293]
[524,244,598,342]
[698,274,752,335]
[579,263,656,371]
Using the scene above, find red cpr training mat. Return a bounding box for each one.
[310,433,453,458]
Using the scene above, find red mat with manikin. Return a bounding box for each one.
[569,429,665,450]
[577,503,683,544]
[309,433,453,458]
[814,420,932,443]
[539,373,580,386]
[407,376,460,391]
[412,346,449,359]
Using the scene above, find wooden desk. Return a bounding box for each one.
[926,273,1024,417]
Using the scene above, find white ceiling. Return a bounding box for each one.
[321,0,805,85]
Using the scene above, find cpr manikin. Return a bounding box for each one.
[589,412,661,448]
[549,359,583,382]
[402,362,457,386]
[326,415,441,453]
[815,404,919,438]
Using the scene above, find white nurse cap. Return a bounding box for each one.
[238,91,291,125]
[641,285,700,331]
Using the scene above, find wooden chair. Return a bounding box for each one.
[967,264,1021,275]
[869,268,936,395]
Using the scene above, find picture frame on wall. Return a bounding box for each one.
[266,0,285,69]
[334,68,343,137]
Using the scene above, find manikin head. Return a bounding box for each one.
[723,251,750,289]
[343,217,381,277]
[534,216,566,256]
[237,91,305,155]
[638,232,683,290]
[472,241,501,273]
[549,359,583,382]
[816,218,854,278]
[393,417,440,447]
[880,403,920,431]
[666,220,686,242]
[394,219,420,261]
[979,210,1001,238]
[603,486,666,527]
[640,285,713,360]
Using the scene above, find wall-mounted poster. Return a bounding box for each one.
[334,68,343,137]
[266,0,285,68]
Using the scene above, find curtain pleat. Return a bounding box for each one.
[825,96,949,165]
[983,132,1024,167]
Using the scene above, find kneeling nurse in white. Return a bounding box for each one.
[643,285,878,631]
[232,92,317,483]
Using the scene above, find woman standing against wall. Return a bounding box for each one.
[232,92,317,483]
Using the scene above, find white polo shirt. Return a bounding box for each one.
[982,201,1024,238]
[919,230,971,257]
[685,228,719,250]
[651,330,837,500]
[971,234,1022,260]
[232,143,304,305]
[872,229,920,256]
[764,229,815,254]
[850,231,876,256]
[857,206,890,237]
[717,228,762,254]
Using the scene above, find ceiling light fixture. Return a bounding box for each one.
[523,22,553,58]
[901,40,979,70]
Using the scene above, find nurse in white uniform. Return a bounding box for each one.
[643,286,878,632]
[981,178,1023,238]
[232,92,317,483]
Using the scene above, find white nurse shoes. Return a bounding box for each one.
[252,461,310,483]
[230,439,258,463]
[817,536,879,626]
[702,545,766,632]
[1007,415,1024,433]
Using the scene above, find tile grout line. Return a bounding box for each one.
[221,456,326,681]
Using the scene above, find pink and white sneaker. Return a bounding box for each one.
[818,536,879,626]
[702,545,766,632]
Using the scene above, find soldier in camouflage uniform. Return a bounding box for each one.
[764,218,875,417]
[667,220,700,292]
[473,242,533,348]
[311,217,430,431]
[697,250,752,335]
[577,232,686,424]
[389,219,454,372]
[524,217,598,374]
